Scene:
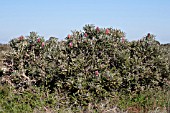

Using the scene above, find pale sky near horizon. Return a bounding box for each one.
[0,0,170,44]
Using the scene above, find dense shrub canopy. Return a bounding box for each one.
[0,25,170,106]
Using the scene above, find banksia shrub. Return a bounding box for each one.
[0,25,169,107]
[2,32,47,88]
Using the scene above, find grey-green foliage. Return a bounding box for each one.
[1,25,169,107]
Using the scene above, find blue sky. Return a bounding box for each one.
[0,0,170,44]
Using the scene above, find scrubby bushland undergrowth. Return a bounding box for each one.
[0,25,170,113]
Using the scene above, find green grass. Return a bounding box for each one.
[118,88,170,113]
[0,85,58,113]
[0,84,169,113]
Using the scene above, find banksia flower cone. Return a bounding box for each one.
[69,42,73,47]
[67,34,71,39]
[96,27,100,33]
[84,33,88,37]
[95,70,99,76]
[122,37,125,43]
[19,36,24,40]
[37,38,41,43]
[105,29,110,35]
[42,42,45,47]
